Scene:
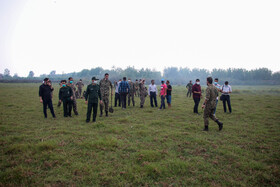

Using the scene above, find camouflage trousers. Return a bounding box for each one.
[100,95,109,112]
[78,88,83,98]
[72,98,78,114]
[135,89,139,97]
[203,106,217,126]
[140,94,145,106]
[128,93,135,106]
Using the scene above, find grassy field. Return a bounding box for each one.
[0,83,280,186]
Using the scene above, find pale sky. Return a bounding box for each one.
[0,0,279,77]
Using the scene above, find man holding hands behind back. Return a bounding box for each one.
[85,77,103,123]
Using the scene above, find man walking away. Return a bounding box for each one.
[186,80,193,97]
[221,81,232,113]
[39,78,56,118]
[148,80,158,107]
[202,77,223,131]
[128,78,135,106]
[118,77,130,109]
[85,77,103,123]
[76,79,84,98]
[59,80,73,117]
[192,79,201,115]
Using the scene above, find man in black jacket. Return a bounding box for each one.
[39,78,56,118]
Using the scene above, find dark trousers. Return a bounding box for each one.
[114,93,121,107]
[43,99,55,118]
[150,92,157,107]
[193,97,200,113]
[63,99,72,117]
[120,92,127,108]
[187,89,192,97]
[160,95,165,109]
[87,102,98,121]
[223,95,232,113]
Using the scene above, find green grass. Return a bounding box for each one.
[0,83,280,186]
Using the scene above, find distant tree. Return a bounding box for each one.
[13,73,19,78]
[50,70,56,76]
[0,73,3,79]
[28,71,34,78]
[4,68,11,77]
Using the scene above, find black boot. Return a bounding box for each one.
[105,111,108,117]
[140,105,143,108]
[99,111,103,117]
[203,126,209,131]
[216,120,223,131]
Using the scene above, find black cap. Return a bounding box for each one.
[92,77,99,80]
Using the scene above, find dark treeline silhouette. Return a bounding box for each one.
[1,67,279,85]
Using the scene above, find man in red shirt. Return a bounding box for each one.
[192,79,202,115]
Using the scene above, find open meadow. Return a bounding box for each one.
[0,83,280,186]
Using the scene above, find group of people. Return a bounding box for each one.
[39,73,232,131]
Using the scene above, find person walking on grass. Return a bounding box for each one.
[213,78,221,116]
[159,79,167,110]
[128,78,135,107]
[76,79,84,99]
[85,77,103,123]
[186,80,193,97]
[59,80,73,117]
[114,79,121,107]
[68,77,78,115]
[221,81,232,113]
[39,78,56,118]
[118,77,130,109]
[139,79,146,108]
[148,80,158,107]
[166,80,172,108]
[202,77,223,131]
[192,79,201,115]
[99,73,113,117]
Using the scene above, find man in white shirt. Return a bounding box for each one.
[221,81,232,113]
[148,80,158,107]
[114,79,121,107]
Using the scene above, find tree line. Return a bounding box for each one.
[1,67,279,85]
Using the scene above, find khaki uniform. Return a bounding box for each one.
[135,81,139,97]
[128,81,135,106]
[139,83,146,106]
[99,78,113,113]
[68,83,78,115]
[204,84,218,126]
[76,81,84,98]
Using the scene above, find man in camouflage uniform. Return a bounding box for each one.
[139,79,147,108]
[202,77,223,131]
[128,78,135,106]
[68,77,79,115]
[135,79,139,97]
[99,73,113,117]
[186,80,193,97]
[76,79,84,98]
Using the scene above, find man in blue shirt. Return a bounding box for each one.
[118,77,130,109]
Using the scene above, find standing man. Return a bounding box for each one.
[85,77,103,123]
[192,79,202,115]
[186,80,193,97]
[99,73,113,117]
[128,78,135,107]
[68,77,78,115]
[139,79,146,108]
[148,80,158,107]
[118,77,130,109]
[135,79,139,97]
[166,80,172,108]
[114,79,121,107]
[213,78,221,116]
[76,79,84,99]
[221,81,232,113]
[39,78,56,118]
[159,79,167,110]
[59,80,73,117]
[202,77,223,131]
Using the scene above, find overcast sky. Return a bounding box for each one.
[0,0,279,77]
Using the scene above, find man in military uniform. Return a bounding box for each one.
[135,79,139,97]
[99,73,113,117]
[68,77,78,115]
[59,80,73,117]
[186,80,193,97]
[76,79,84,98]
[139,79,146,108]
[202,77,223,131]
[128,78,135,106]
[85,77,103,123]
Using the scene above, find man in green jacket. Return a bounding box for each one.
[85,77,103,123]
[59,80,73,117]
